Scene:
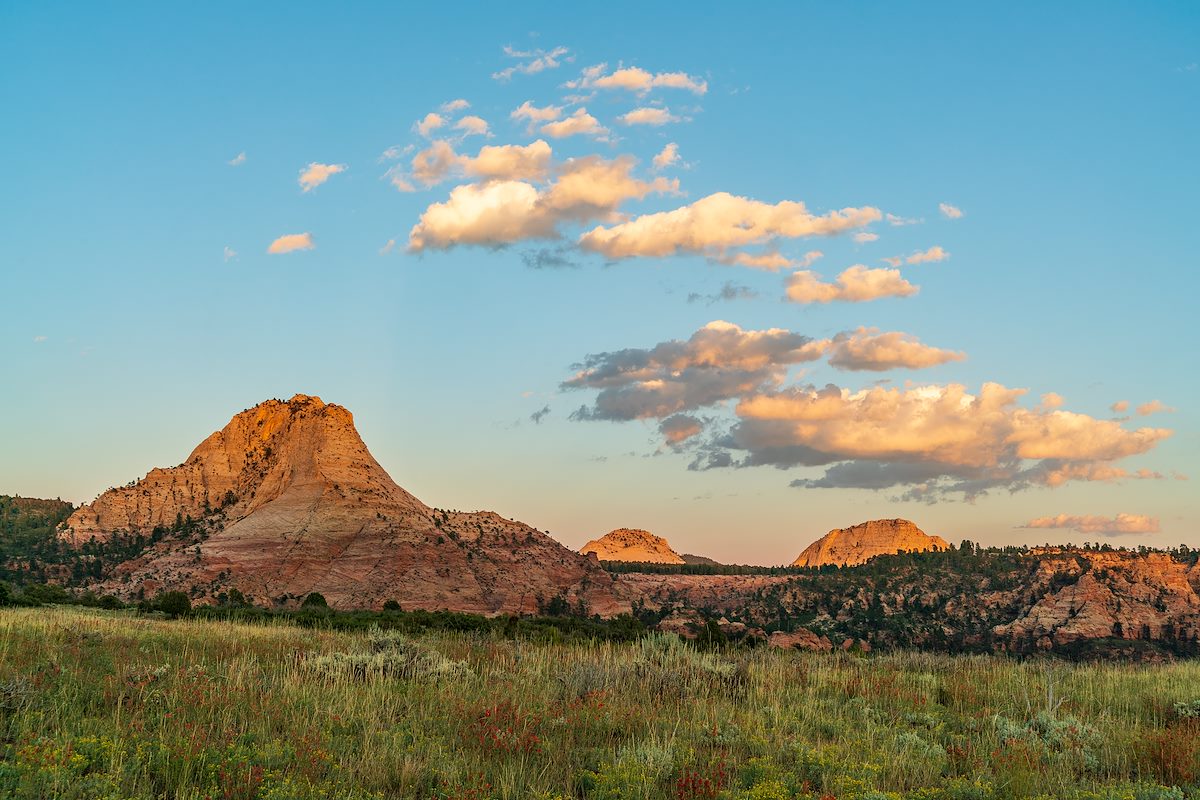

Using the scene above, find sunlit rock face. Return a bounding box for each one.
[792,519,949,567]
[63,394,626,615]
[581,528,686,564]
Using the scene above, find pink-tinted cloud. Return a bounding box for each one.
[298,162,346,192]
[267,233,315,254]
[1024,513,1160,536]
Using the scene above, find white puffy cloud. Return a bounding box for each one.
[400,140,555,189]
[720,252,795,271]
[652,142,680,170]
[462,140,553,181]
[407,181,551,251]
[298,162,346,192]
[410,141,459,187]
[567,64,707,95]
[906,245,949,264]
[785,265,918,304]
[619,107,679,126]
[1024,513,1159,536]
[825,327,966,371]
[730,382,1171,492]
[407,155,675,251]
[267,233,315,254]
[540,108,608,139]
[578,192,881,259]
[493,45,570,81]
[415,112,446,138]
[939,202,964,219]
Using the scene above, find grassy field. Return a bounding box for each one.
[0,607,1197,799]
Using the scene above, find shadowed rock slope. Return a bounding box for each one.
[60,395,625,615]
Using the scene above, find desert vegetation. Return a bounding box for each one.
[1,606,1198,799]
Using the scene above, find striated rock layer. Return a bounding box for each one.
[581,528,686,564]
[61,395,626,615]
[792,518,948,567]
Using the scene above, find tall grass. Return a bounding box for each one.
[0,607,1196,799]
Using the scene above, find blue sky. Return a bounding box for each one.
[2,2,1197,562]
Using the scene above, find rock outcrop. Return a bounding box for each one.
[62,395,626,615]
[992,550,1200,649]
[581,528,685,564]
[792,519,948,567]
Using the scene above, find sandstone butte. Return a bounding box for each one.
[59,394,626,615]
[792,518,949,568]
[580,528,686,564]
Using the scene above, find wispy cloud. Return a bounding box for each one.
[618,107,679,126]
[440,98,470,113]
[939,202,964,219]
[298,162,346,192]
[227,152,246,167]
[1023,513,1160,536]
[493,45,570,81]
[267,232,315,254]
[567,64,707,95]
[578,193,880,259]
[414,112,446,138]
[454,115,491,138]
[223,246,237,262]
[652,142,680,170]
[904,245,949,264]
[1136,400,1175,416]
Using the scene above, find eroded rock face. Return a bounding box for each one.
[992,550,1200,648]
[581,528,685,564]
[792,519,949,567]
[63,395,626,616]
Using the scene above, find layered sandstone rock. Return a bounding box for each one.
[581,528,685,564]
[64,395,626,615]
[792,519,948,567]
[992,550,1200,648]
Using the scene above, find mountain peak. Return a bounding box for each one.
[58,395,625,615]
[581,528,685,564]
[792,518,948,567]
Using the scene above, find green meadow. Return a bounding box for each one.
[1,606,1197,800]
